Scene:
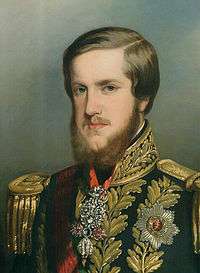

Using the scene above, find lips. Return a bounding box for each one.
[88,123,108,129]
[85,116,111,130]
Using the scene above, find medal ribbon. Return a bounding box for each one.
[89,164,111,190]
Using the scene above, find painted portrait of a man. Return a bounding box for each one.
[1,1,200,273]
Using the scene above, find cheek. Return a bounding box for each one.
[73,111,83,131]
[74,102,85,121]
[109,96,134,121]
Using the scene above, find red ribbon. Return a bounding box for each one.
[57,165,111,273]
[89,164,111,189]
[57,243,78,273]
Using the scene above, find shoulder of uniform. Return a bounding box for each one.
[157,159,200,254]
[157,159,200,189]
[157,159,196,181]
[8,172,51,195]
[7,173,51,255]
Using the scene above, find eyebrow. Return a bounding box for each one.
[71,79,122,86]
[95,79,122,86]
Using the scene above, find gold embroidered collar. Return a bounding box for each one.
[111,121,159,186]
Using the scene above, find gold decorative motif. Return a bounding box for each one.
[7,173,50,254]
[157,159,196,182]
[158,160,200,254]
[186,172,200,254]
[192,191,200,254]
[75,190,85,220]
[111,123,159,186]
[186,172,200,191]
[75,179,146,273]
[127,176,182,273]
[127,229,164,273]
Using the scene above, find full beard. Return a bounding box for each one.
[71,112,141,168]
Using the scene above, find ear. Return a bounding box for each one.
[136,97,150,113]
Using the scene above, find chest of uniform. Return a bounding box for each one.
[70,174,189,273]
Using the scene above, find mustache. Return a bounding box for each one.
[83,115,111,126]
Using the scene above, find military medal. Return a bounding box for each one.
[71,165,111,266]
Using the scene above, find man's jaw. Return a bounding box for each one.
[71,111,141,167]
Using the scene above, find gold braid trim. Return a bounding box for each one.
[111,123,159,186]
[157,159,200,254]
[7,173,50,254]
[75,179,146,273]
[186,172,200,254]
[157,159,196,181]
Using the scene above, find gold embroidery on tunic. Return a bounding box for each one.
[111,123,159,186]
[127,176,182,273]
[75,179,146,273]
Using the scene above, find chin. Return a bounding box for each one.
[87,136,108,152]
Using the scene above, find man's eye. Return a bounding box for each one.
[73,86,87,96]
[103,85,117,92]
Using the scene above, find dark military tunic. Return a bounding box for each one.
[10,121,200,273]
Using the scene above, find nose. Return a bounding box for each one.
[85,89,102,116]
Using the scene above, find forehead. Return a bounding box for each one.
[70,48,128,82]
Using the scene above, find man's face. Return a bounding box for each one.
[70,48,146,157]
